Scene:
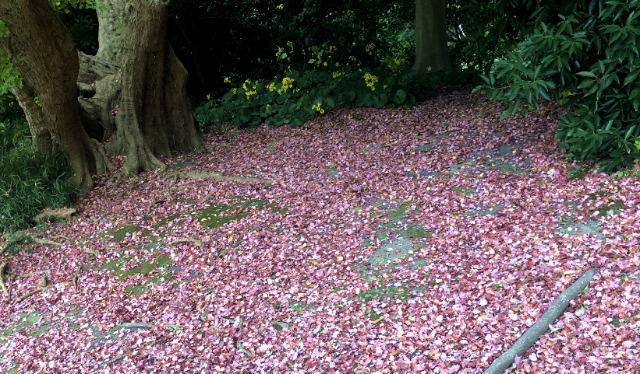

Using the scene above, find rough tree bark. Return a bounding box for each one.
[78,0,204,177]
[411,0,450,77]
[0,0,111,192]
[1,0,203,191]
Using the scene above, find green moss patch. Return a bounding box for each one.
[101,253,174,295]
[193,197,288,230]
[106,225,149,242]
[0,310,51,345]
[451,186,475,196]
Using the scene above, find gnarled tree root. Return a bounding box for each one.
[483,268,598,374]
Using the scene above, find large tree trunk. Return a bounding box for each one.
[78,0,204,177]
[411,0,450,77]
[0,0,111,192]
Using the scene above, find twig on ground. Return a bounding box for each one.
[483,268,599,374]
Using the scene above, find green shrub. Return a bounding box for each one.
[0,146,75,233]
[477,0,640,172]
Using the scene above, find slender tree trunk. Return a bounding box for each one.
[411,0,450,77]
[0,0,111,192]
[9,81,56,152]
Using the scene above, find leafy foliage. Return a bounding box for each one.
[477,0,640,172]
[447,0,540,74]
[196,45,475,131]
[197,49,408,130]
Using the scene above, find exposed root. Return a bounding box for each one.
[0,233,62,256]
[33,207,77,223]
[16,288,43,304]
[15,274,74,304]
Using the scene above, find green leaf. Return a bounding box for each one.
[393,89,406,105]
[624,125,636,140]
[576,71,597,78]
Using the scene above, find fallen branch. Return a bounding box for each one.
[483,268,598,374]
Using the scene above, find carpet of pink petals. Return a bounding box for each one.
[0,92,638,373]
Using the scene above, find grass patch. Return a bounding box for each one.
[0,147,75,234]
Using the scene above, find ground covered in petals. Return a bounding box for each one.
[0,92,638,373]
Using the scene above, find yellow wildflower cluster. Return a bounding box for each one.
[365,43,376,55]
[363,72,378,91]
[278,77,294,94]
[312,102,325,114]
[332,71,344,79]
[224,77,231,84]
[242,79,258,100]
[267,82,277,92]
[394,57,406,65]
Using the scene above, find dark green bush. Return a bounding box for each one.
[477,0,640,172]
[0,145,75,234]
[195,46,466,132]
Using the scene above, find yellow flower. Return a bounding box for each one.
[232,88,237,94]
[365,43,376,53]
[363,72,378,91]
[267,82,277,92]
[332,71,344,79]
[323,62,328,67]
[206,94,211,100]
[394,57,406,65]
[312,102,325,114]
[266,104,271,111]
[428,66,432,72]
[278,77,295,94]
[224,77,231,84]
